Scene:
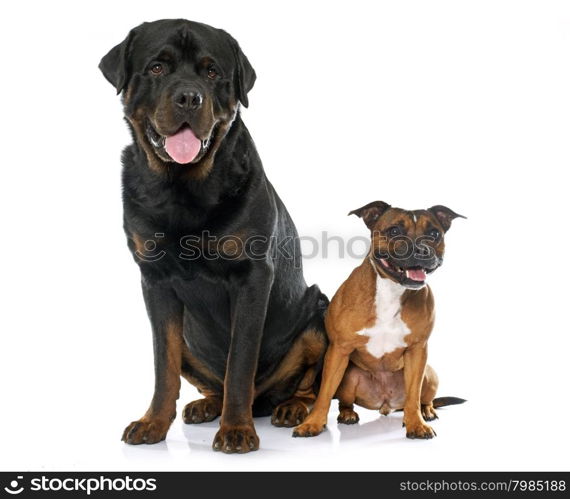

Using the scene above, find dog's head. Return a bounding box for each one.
[99,19,256,177]
[349,201,465,289]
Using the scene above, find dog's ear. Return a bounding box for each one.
[428,205,466,232]
[99,29,135,94]
[224,31,256,108]
[348,201,391,230]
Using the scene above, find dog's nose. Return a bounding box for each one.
[174,89,203,110]
[416,244,431,257]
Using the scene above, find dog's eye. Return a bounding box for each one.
[428,228,440,240]
[387,226,403,237]
[207,65,218,79]
[150,63,163,75]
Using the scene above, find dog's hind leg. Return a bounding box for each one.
[183,393,223,424]
[420,364,439,422]
[180,345,224,424]
[337,403,360,425]
[335,364,360,424]
[270,367,319,427]
[255,328,326,428]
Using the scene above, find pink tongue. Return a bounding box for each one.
[406,268,427,281]
[164,127,201,164]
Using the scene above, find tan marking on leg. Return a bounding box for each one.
[264,328,326,428]
[144,320,183,421]
[183,396,223,424]
[180,343,224,424]
[181,344,224,388]
[122,320,182,445]
[256,328,326,396]
[132,233,146,255]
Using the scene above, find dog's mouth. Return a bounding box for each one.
[376,258,438,289]
[146,121,218,165]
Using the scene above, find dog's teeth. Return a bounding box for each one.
[150,136,163,148]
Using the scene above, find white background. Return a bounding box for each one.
[1,0,569,472]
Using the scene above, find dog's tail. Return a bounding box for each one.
[432,396,467,408]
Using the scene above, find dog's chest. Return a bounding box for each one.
[356,276,410,359]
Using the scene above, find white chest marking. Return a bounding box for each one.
[357,264,410,359]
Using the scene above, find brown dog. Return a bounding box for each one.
[293,201,465,439]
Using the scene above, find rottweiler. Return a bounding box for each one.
[99,19,328,453]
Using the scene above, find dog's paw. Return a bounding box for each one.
[292,422,326,438]
[183,397,222,424]
[213,424,259,453]
[271,399,309,427]
[404,420,436,439]
[421,404,438,422]
[121,419,171,445]
[337,407,360,425]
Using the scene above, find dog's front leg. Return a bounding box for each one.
[403,342,436,439]
[122,281,183,445]
[213,262,274,453]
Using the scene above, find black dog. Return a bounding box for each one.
[99,19,328,453]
